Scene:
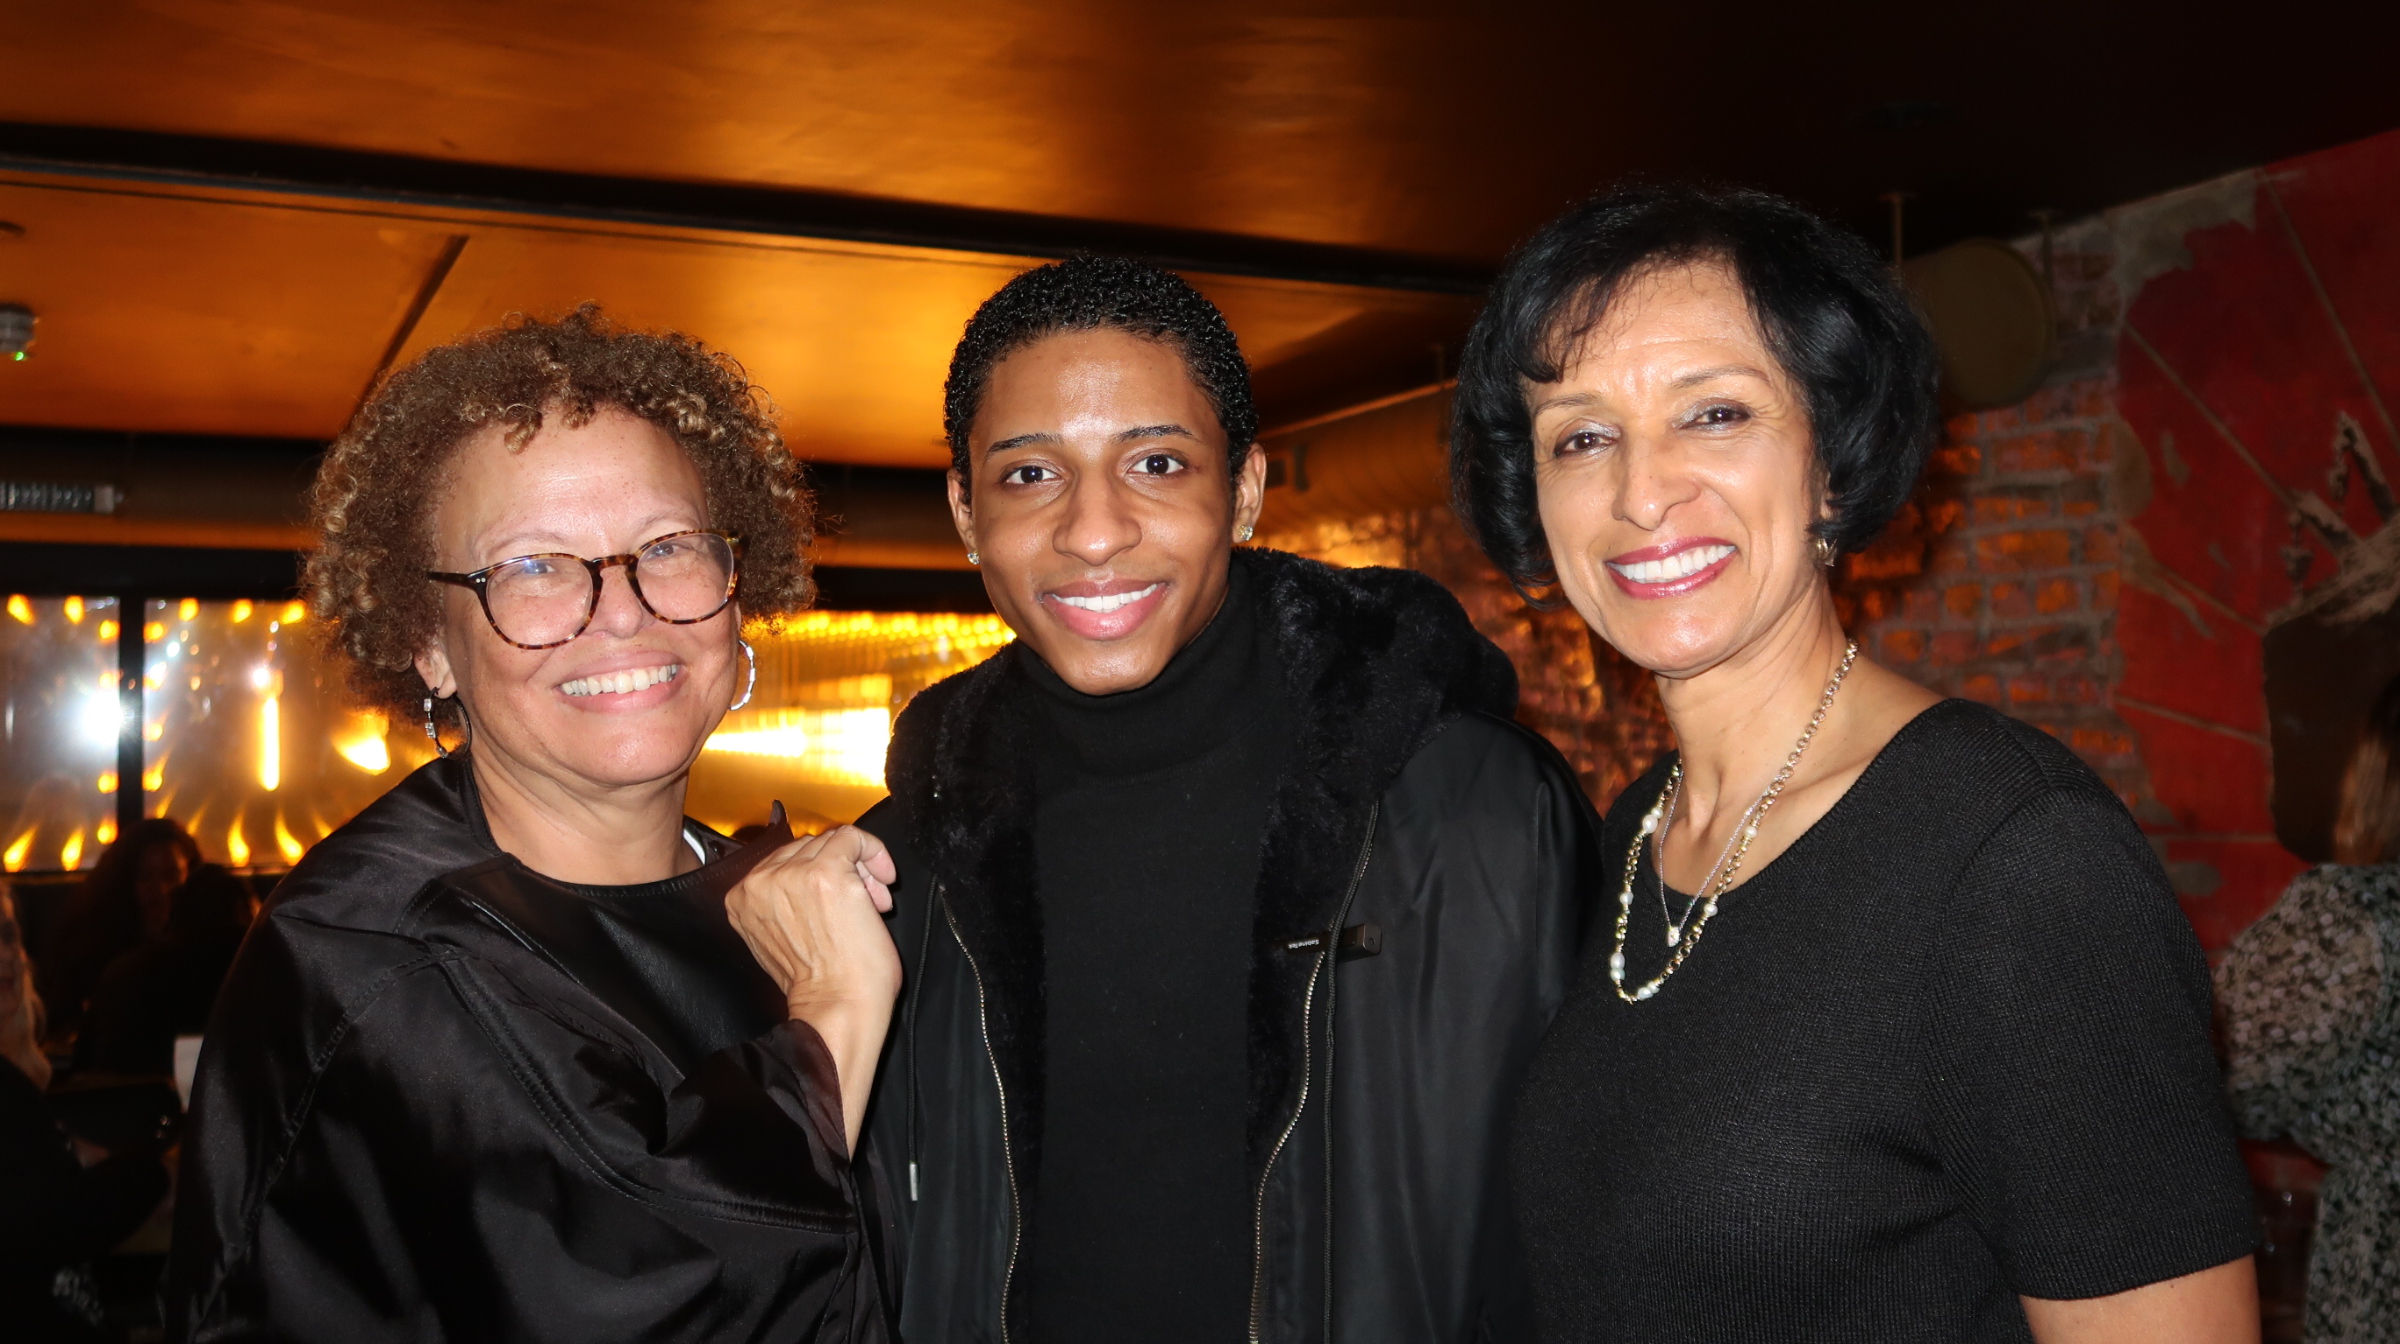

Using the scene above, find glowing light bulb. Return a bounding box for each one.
[143,622,164,642]
[142,763,164,792]
[230,600,253,623]
[178,597,198,621]
[96,818,115,845]
[96,770,117,794]
[63,596,83,624]
[274,813,305,865]
[1,831,30,872]
[59,830,83,871]
[281,601,306,624]
[96,619,117,642]
[259,695,281,791]
[5,595,28,625]
[226,823,250,868]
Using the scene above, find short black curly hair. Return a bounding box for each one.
[1451,184,1940,598]
[943,255,1258,495]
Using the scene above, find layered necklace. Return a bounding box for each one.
[1609,641,1858,1004]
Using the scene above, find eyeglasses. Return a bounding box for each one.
[427,530,742,650]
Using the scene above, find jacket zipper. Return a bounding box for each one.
[1249,802,1379,1344]
[943,895,1022,1344]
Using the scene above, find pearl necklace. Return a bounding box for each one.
[1609,641,1858,1004]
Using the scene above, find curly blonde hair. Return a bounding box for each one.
[306,306,814,716]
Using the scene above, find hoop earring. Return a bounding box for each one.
[731,637,757,711]
[423,694,470,758]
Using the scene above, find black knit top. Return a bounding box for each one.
[1508,699,2255,1342]
[1018,564,1291,1342]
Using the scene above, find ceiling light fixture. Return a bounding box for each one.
[0,304,33,361]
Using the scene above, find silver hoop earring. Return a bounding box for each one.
[1813,535,1838,568]
[424,694,470,758]
[965,550,979,566]
[730,637,757,711]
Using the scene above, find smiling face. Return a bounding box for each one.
[414,406,743,795]
[951,328,1265,694]
[1529,259,1830,679]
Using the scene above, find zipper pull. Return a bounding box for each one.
[909,1160,920,1201]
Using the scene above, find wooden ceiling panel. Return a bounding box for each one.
[0,174,1470,462]
[10,0,2400,261]
[393,229,1032,467]
[0,179,454,437]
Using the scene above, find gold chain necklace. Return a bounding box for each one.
[1609,641,1858,1004]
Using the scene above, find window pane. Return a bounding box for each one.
[141,598,434,872]
[0,596,123,873]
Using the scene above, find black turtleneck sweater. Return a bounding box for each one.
[1019,564,1291,1343]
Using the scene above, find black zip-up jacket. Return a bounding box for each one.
[860,549,1600,1343]
[166,758,887,1343]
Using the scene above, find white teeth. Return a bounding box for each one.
[560,664,684,698]
[1606,544,1736,585]
[1052,583,1161,614]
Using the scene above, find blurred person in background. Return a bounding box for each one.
[168,309,900,1342]
[71,865,255,1077]
[1451,185,2257,1342]
[862,256,1596,1343]
[2219,672,2400,1342]
[40,820,199,1044]
[0,884,171,1342]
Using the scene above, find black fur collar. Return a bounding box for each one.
[884,547,1516,1190]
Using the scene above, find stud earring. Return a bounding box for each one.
[731,637,757,711]
[1238,525,1255,544]
[965,551,979,566]
[1813,535,1838,568]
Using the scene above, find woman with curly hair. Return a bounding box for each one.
[167,309,899,1342]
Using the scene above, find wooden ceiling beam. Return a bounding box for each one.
[0,122,1491,296]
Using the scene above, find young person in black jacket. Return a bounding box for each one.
[858,256,1598,1343]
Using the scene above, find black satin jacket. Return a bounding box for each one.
[863,549,1600,1343]
[166,755,887,1343]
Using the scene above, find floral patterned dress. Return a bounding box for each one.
[2218,863,2400,1341]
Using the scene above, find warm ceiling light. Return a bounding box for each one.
[0,304,32,361]
[5,595,28,624]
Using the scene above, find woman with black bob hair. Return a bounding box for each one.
[1456,185,2260,1342]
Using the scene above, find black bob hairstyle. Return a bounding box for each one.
[1450,184,1940,596]
[943,254,1259,495]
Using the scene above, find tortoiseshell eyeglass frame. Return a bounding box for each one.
[425,529,743,651]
